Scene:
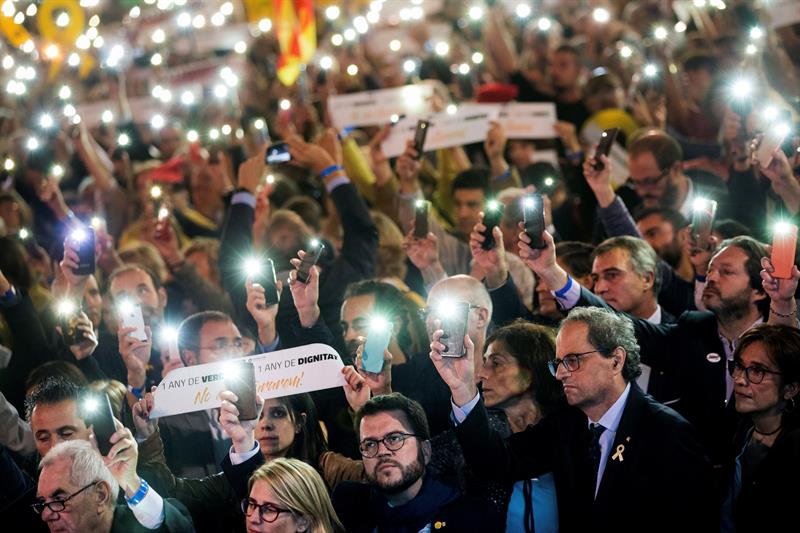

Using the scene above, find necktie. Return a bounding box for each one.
[588,423,606,495]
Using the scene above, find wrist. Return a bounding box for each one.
[122,476,144,500]
[421,261,446,287]
[451,383,478,407]
[127,372,146,389]
[232,435,255,455]
[399,179,420,195]
[485,264,508,290]
[543,266,569,293]
[258,323,276,345]
[595,188,616,209]
[297,305,320,328]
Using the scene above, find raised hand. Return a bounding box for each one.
[469,215,508,289]
[286,134,337,176]
[341,366,370,413]
[288,251,320,327]
[582,154,615,208]
[118,325,152,389]
[218,389,264,453]
[246,276,282,345]
[761,254,800,309]
[131,389,157,441]
[517,225,566,290]
[101,419,141,498]
[66,312,99,360]
[60,237,89,288]
[429,325,476,407]
[237,147,267,194]
[354,342,392,396]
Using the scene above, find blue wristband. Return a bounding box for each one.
[127,385,144,400]
[318,165,343,179]
[695,275,707,282]
[553,275,573,298]
[493,168,511,182]
[125,478,149,506]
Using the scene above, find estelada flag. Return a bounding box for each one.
[274,0,316,86]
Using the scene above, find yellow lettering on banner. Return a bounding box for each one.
[37,0,93,80]
[0,14,33,48]
[193,387,210,405]
[257,371,304,393]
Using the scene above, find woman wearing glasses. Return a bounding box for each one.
[722,324,800,532]
[244,458,344,533]
[428,321,563,533]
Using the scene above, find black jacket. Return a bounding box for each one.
[454,383,718,532]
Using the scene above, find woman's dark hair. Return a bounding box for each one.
[0,237,32,289]
[273,393,328,467]
[735,324,800,422]
[484,321,563,417]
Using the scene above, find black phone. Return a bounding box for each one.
[256,258,280,306]
[84,393,116,456]
[439,301,470,357]
[71,227,96,276]
[593,128,619,171]
[481,200,505,250]
[414,200,430,238]
[225,361,258,421]
[413,120,430,160]
[265,142,291,165]
[523,194,546,249]
[296,241,325,284]
[57,300,87,346]
[690,199,717,251]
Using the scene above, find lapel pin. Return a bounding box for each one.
[706,353,721,363]
[612,444,625,462]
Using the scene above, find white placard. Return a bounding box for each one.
[149,344,345,418]
[327,84,435,128]
[380,107,500,158]
[458,103,558,139]
[764,0,800,29]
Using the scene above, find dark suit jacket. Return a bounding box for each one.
[573,286,740,469]
[110,498,195,532]
[392,352,453,437]
[455,384,718,532]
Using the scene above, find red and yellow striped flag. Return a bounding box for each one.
[274,0,316,86]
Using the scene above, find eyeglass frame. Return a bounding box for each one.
[547,350,607,377]
[241,498,293,523]
[194,337,246,352]
[417,304,481,320]
[727,360,782,385]
[625,168,671,189]
[359,431,420,458]
[31,481,99,515]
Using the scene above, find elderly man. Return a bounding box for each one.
[431,306,716,532]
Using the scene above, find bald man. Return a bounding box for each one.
[392,275,493,435]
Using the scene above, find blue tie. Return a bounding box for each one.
[588,423,605,493]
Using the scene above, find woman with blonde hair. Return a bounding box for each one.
[244,457,345,533]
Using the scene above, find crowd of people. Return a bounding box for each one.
[1,1,799,532]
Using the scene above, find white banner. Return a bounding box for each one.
[328,84,434,128]
[458,103,558,140]
[380,107,500,158]
[763,0,800,29]
[150,344,345,418]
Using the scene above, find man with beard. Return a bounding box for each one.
[634,207,694,282]
[515,230,772,473]
[332,393,501,532]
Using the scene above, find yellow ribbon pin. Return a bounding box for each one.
[612,444,625,462]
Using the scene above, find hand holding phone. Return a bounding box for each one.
[592,128,618,171]
[438,301,470,357]
[481,200,505,250]
[70,227,96,276]
[523,194,546,249]
[265,142,291,165]
[414,200,430,238]
[413,120,430,160]
[771,222,798,279]
[118,301,148,342]
[251,258,280,306]
[83,393,116,456]
[754,125,790,168]
[56,300,88,346]
[225,361,258,421]
[363,317,392,373]
[690,198,718,251]
[296,241,324,284]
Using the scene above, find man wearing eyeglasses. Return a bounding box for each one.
[35,439,194,532]
[431,306,717,532]
[332,393,500,532]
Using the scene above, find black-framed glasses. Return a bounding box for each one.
[728,360,782,385]
[547,350,605,377]
[197,338,245,352]
[241,498,292,523]
[31,481,99,515]
[418,304,481,320]
[625,169,669,189]
[359,432,419,458]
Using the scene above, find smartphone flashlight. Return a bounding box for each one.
[150,185,162,200]
[160,325,178,344]
[57,299,77,316]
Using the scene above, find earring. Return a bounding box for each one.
[785,396,796,413]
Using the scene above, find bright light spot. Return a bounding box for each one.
[654,26,668,40]
[775,221,795,235]
[221,124,232,136]
[244,257,261,276]
[515,3,531,18]
[150,185,162,200]
[87,27,98,40]
[118,133,130,146]
[544,177,555,187]
[692,197,710,212]
[620,45,633,58]
[763,106,778,121]
[234,41,247,54]
[151,53,163,66]
[310,238,320,248]
[130,6,141,18]
[92,36,105,49]
[56,12,70,27]
[325,5,340,20]
[592,8,610,23]
[157,206,169,220]
[214,84,228,99]
[192,14,206,29]
[76,35,91,50]
[68,53,80,67]
[693,0,707,6]
[266,174,275,184]
[447,104,457,115]
[1,1,13,17]
[1,55,12,69]
[347,64,359,76]
[254,118,266,130]
[39,114,54,129]
[4,157,14,171]
[211,12,225,26]
[354,16,368,34]
[279,99,291,111]
[18,227,28,239]
[367,11,379,24]
[209,128,220,140]
[390,39,401,51]
[472,51,484,64]
[152,28,166,44]
[44,44,60,60]
[177,11,191,27]
[411,6,424,19]
[71,227,87,242]
[117,299,134,315]
[537,18,552,31]
[21,40,35,54]
[434,41,450,56]
[88,14,100,27]
[258,18,271,32]
[159,88,172,103]
[179,90,194,106]
[403,59,416,73]
[160,325,178,343]
[51,164,64,178]
[186,130,198,142]
[731,77,753,99]
[749,27,763,40]
[57,299,76,316]
[524,196,536,208]
[674,21,687,33]
[644,63,658,77]
[343,28,357,41]
[151,114,165,130]
[331,33,343,46]
[487,200,500,211]
[775,123,791,138]
[63,104,77,117]
[26,136,39,151]
[468,5,483,21]
[391,113,400,123]
[370,316,389,331]
[220,2,234,16]
[745,44,758,56]
[458,63,470,75]
[25,3,36,16]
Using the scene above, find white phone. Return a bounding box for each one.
[119,303,148,342]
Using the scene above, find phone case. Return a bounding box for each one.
[266,142,291,165]
[261,259,280,305]
[593,128,619,171]
[296,243,325,283]
[59,309,87,346]
[413,120,430,159]
[691,200,717,250]
[481,203,505,250]
[523,194,546,249]
[226,362,258,420]
[88,393,116,456]
[755,129,788,168]
[414,201,430,238]
[120,304,148,342]
[363,327,391,373]
[440,302,469,357]
[74,229,96,276]
[772,223,798,279]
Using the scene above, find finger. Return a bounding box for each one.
[218,390,238,404]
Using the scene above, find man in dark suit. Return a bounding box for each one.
[332,393,500,532]
[431,306,717,532]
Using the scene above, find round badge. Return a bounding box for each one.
[706,353,721,363]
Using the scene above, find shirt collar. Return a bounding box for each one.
[646,305,662,324]
[718,317,765,359]
[589,382,631,432]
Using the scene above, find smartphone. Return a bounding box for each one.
[296,241,325,284]
[690,199,718,251]
[481,200,505,250]
[363,320,391,373]
[754,127,788,168]
[439,301,470,357]
[265,142,291,165]
[84,393,116,456]
[772,222,798,279]
[225,361,258,421]
[70,227,96,276]
[57,300,87,346]
[119,302,148,342]
[523,194,546,249]
[413,120,430,160]
[254,258,280,306]
[593,128,619,171]
[154,202,171,241]
[414,200,430,238]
